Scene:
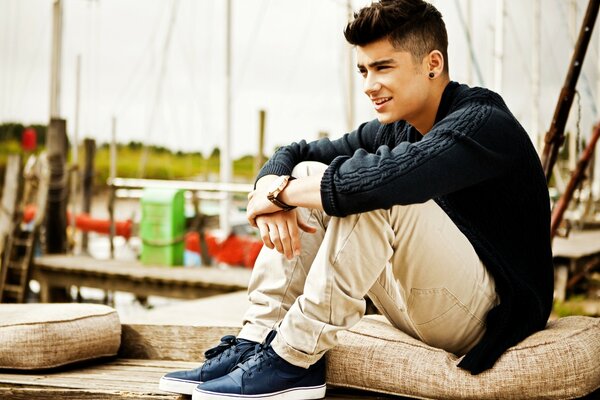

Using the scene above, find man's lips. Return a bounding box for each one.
[372,97,392,110]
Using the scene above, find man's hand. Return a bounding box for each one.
[255,210,316,260]
[246,187,283,228]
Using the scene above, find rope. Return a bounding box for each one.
[141,234,185,247]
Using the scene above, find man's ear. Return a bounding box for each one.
[426,50,444,77]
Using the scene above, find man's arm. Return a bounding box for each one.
[246,174,323,260]
[247,119,382,258]
[320,101,521,217]
[254,174,323,210]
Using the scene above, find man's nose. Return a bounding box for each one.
[364,76,381,96]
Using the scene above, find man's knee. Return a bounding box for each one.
[291,162,328,179]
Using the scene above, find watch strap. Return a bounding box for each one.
[268,195,296,211]
[267,176,296,211]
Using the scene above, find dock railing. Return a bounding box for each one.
[106,177,254,259]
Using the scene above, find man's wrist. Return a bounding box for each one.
[266,175,296,211]
[256,175,278,190]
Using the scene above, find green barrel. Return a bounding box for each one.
[140,188,185,266]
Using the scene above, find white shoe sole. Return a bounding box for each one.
[159,376,202,395]
[192,384,326,400]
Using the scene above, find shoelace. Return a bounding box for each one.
[235,330,278,376]
[204,335,238,360]
[238,344,275,378]
[204,335,258,367]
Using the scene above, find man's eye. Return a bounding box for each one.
[358,69,367,76]
[377,66,389,71]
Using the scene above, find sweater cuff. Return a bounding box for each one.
[254,163,293,189]
[320,157,345,217]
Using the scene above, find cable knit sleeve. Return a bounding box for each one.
[321,94,524,217]
[254,119,385,186]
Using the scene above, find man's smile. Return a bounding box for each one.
[372,96,392,110]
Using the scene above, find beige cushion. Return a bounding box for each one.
[328,315,600,399]
[0,303,121,370]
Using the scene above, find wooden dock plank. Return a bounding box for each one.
[120,324,239,361]
[0,357,404,399]
[32,255,252,301]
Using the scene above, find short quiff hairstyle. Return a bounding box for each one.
[344,0,449,73]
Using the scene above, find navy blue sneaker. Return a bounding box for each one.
[192,331,326,400]
[159,335,258,395]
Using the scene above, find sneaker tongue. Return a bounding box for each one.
[263,330,277,346]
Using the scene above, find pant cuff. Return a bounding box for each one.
[237,323,273,344]
[271,331,323,369]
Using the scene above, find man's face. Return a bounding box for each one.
[357,38,430,125]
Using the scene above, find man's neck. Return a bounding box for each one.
[411,78,451,135]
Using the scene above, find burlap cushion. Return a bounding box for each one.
[0,303,121,370]
[328,315,600,399]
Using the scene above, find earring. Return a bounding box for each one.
[429,72,435,78]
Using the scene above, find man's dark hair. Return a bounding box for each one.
[344,0,449,73]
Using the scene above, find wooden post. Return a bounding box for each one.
[541,0,600,182]
[81,138,96,252]
[45,118,69,302]
[45,118,68,254]
[0,155,22,257]
[254,109,266,177]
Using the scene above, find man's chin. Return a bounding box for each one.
[376,114,401,124]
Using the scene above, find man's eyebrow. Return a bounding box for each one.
[357,58,397,68]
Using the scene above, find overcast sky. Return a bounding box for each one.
[1,0,599,159]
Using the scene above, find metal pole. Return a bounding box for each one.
[70,54,82,253]
[595,13,600,200]
[541,0,600,182]
[531,0,541,151]
[466,0,473,86]
[568,0,579,172]
[346,0,355,132]
[494,0,504,93]
[220,0,233,236]
[74,54,81,164]
[255,109,266,177]
[109,117,116,259]
[49,0,63,118]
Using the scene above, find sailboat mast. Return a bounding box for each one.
[531,0,541,150]
[346,0,355,132]
[50,0,63,118]
[494,0,504,93]
[220,0,233,235]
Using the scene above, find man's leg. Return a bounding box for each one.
[367,200,498,356]
[194,185,498,399]
[162,162,329,395]
[273,201,498,367]
[237,162,330,343]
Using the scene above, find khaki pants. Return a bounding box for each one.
[238,162,498,368]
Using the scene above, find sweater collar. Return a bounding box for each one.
[434,81,460,125]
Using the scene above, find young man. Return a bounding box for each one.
[160,1,554,399]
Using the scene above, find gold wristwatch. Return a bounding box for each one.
[267,175,296,211]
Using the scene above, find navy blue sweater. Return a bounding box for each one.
[257,81,554,374]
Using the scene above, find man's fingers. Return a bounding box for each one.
[287,217,301,257]
[268,223,283,253]
[257,219,274,249]
[297,218,317,233]
[276,220,294,259]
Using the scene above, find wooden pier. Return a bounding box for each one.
[0,323,401,399]
[32,255,252,302]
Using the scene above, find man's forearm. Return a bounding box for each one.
[255,173,324,212]
[279,174,324,211]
